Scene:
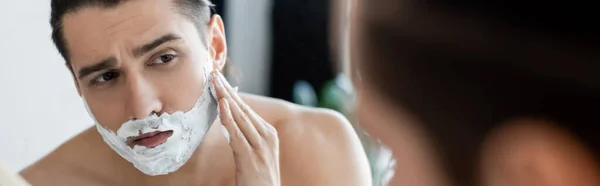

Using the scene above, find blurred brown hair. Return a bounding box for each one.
[353,0,600,185]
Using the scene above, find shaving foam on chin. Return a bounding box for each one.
[83,69,229,176]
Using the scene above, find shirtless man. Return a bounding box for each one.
[20,0,371,185]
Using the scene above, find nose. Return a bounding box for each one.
[124,75,163,120]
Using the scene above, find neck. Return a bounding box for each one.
[141,120,235,186]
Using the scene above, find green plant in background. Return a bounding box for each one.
[292,80,318,107]
[292,74,395,186]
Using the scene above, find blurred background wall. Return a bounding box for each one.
[0,0,95,173]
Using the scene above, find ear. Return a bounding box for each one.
[66,63,82,97]
[207,15,227,72]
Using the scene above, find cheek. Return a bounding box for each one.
[86,98,128,131]
[153,56,209,113]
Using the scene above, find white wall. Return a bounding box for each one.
[0,0,272,173]
[225,0,272,95]
[0,1,94,172]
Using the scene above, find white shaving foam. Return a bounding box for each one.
[83,69,229,176]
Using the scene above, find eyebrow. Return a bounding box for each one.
[77,57,117,80]
[133,33,182,58]
[76,33,182,80]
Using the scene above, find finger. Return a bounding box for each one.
[225,92,263,147]
[214,72,269,137]
[216,73,269,137]
[214,76,262,147]
[211,71,228,101]
[219,98,252,155]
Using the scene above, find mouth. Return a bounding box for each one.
[127,130,174,148]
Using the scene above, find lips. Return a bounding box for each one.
[127,130,174,148]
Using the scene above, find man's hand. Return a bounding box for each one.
[212,71,281,186]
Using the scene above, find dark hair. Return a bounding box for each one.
[355,1,599,185]
[50,0,214,68]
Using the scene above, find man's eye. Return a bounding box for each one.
[93,71,120,84]
[152,54,176,64]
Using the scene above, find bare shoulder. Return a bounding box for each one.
[20,127,129,186]
[239,93,358,139]
[239,93,351,128]
[240,93,372,186]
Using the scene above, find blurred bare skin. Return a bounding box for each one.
[19,0,371,185]
[343,0,600,185]
[354,81,450,186]
[480,119,600,186]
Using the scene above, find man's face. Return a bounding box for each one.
[62,0,226,132]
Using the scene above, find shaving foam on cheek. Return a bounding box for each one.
[84,68,229,176]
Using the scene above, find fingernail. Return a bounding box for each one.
[210,76,217,86]
[210,70,217,78]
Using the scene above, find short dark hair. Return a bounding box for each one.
[50,0,214,67]
[355,1,599,185]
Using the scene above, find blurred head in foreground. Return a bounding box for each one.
[342,0,600,185]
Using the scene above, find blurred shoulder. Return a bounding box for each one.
[481,118,600,186]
